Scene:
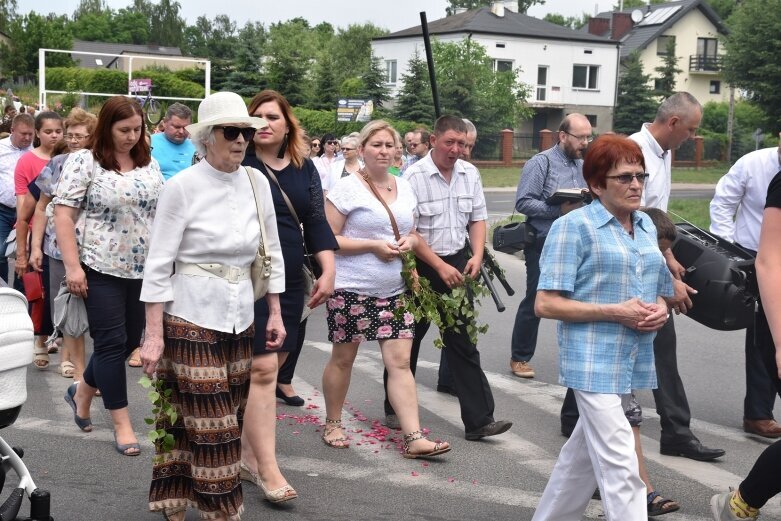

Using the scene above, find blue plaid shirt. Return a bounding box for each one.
[538,199,674,393]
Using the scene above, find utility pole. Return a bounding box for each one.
[727,85,735,163]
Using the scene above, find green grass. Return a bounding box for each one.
[667,198,711,230]
[480,163,729,188]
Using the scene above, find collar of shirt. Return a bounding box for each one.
[587,198,650,234]
[418,151,467,181]
[640,123,667,159]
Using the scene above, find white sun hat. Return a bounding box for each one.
[185,91,267,134]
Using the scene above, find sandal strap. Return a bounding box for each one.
[647,491,660,504]
[403,430,425,444]
[324,418,342,425]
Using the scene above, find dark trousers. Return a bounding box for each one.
[277,319,307,385]
[82,268,144,410]
[740,306,781,508]
[0,203,21,290]
[382,250,496,433]
[510,237,544,362]
[561,315,696,444]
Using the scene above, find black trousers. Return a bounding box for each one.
[382,250,496,433]
[561,315,696,444]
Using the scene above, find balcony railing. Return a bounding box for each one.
[689,54,723,72]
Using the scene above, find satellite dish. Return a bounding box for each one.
[631,9,644,23]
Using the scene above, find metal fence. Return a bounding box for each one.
[472,133,538,161]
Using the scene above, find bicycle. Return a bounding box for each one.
[137,88,163,126]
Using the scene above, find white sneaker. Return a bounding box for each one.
[710,491,757,520]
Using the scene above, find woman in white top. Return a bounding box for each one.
[321,120,450,458]
[139,92,285,521]
[312,132,340,192]
[54,96,164,456]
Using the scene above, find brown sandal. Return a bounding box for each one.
[322,418,349,448]
[402,430,451,459]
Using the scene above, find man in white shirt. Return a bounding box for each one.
[629,92,725,461]
[387,115,512,440]
[709,138,781,438]
[151,103,196,181]
[0,114,34,284]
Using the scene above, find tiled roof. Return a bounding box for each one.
[71,40,183,68]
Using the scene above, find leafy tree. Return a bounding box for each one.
[0,12,73,78]
[360,55,391,109]
[707,0,739,20]
[432,38,531,137]
[111,8,149,44]
[393,49,435,123]
[653,37,682,98]
[330,23,388,88]
[70,10,114,42]
[222,22,265,97]
[722,0,781,131]
[542,13,589,29]
[310,51,339,111]
[613,51,657,134]
[445,0,544,15]
[148,0,185,47]
[0,0,16,33]
[264,18,313,107]
[73,0,106,18]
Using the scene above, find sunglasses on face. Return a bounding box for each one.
[326,140,338,145]
[311,142,321,147]
[215,126,256,141]
[606,172,650,185]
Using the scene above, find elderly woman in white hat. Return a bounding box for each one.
[139,91,286,521]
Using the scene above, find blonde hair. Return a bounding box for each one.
[358,120,395,148]
[65,107,97,135]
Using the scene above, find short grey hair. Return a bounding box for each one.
[165,102,192,121]
[462,118,477,136]
[655,92,701,123]
[341,135,359,149]
[190,125,216,157]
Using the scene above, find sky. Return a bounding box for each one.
[22,1,618,33]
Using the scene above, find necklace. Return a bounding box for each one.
[360,168,393,191]
[373,180,393,191]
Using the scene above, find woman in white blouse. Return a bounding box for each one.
[139,92,285,521]
[54,96,163,457]
[321,120,450,459]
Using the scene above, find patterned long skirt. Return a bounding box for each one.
[148,314,254,521]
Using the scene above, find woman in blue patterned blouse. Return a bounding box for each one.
[531,135,674,521]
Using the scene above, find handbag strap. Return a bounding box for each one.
[359,168,401,242]
[259,161,316,272]
[244,167,268,258]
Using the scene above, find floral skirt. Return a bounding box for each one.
[148,314,254,521]
[326,290,415,343]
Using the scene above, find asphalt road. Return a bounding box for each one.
[5,187,781,521]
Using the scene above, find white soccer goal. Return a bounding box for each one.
[38,48,211,110]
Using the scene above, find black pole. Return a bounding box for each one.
[420,12,441,118]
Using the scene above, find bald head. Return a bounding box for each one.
[558,113,592,160]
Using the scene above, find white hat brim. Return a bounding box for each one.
[186,115,267,135]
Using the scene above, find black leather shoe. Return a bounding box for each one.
[436,385,457,396]
[275,386,305,407]
[659,439,725,461]
[465,420,512,441]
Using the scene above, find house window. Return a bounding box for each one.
[710,80,721,94]
[385,60,397,84]
[572,65,599,90]
[495,59,513,72]
[536,66,548,101]
[496,42,506,48]
[657,35,675,56]
[583,49,593,54]
[586,115,597,127]
[697,37,718,58]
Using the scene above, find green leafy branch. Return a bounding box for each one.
[139,375,177,463]
[396,251,489,348]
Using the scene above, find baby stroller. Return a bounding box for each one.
[0,281,52,520]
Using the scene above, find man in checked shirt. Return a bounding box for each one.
[382,115,513,440]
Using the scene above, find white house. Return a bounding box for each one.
[371,2,619,134]
[585,0,729,104]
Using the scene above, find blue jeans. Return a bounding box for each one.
[0,203,15,284]
[510,238,543,362]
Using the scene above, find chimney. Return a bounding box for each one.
[587,17,610,36]
[490,1,505,17]
[503,0,518,13]
[611,12,633,40]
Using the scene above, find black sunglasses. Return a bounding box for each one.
[215,126,256,141]
[311,142,321,147]
[326,140,338,145]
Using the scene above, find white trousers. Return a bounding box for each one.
[532,390,647,521]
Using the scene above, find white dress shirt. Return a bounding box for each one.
[404,153,488,256]
[0,136,32,208]
[140,160,285,334]
[630,123,671,211]
[709,146,781,251]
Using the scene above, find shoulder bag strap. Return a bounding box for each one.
[244,167,268,258]
[359,169,401,242]
[260,161,315,270]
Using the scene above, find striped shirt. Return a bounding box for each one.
[404,152,488,256]
[538,199,674,393]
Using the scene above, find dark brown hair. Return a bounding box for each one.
[92,96,150,171]
[641,207,677,242]
[247,90,305,169]
[583,134,645,192]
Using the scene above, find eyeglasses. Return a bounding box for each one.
[563,131,593,143]
[606,172,650,185]
[341,147,355,151]
[407,142,420,148]
[214,126,256,141]
[311,142,321,147]
[66,133,89,141]
[326,140,338,145]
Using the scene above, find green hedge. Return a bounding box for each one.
[292,106,426,140]
[45,67,205,101]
